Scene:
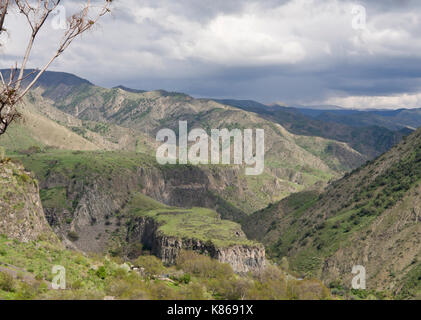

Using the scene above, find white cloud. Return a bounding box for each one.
[1,0,421,106]
[325,93,421,109]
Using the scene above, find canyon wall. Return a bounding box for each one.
[0,160,56,242]
[128,216,266,273]
[41,165,257,252]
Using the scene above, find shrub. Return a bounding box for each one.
[96,266,107,279]
[127,243,143,259]
[0,271,15,292]
[67,231,79,242]
[147,282,176,300]
[35,273,44,281]
[289,279,331,300]
[209,277,251,300]
[15,282,37,300]
[180,282,205,300]
[70,279,84,290]
[180,273,191,284]
[176,251,233,279]
[134,255,164,278]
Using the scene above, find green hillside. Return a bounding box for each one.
[217,99,411,159]
[244,128,421,299]
[126,193,255,248]
[0,234,329,300]
[0,71,371,217]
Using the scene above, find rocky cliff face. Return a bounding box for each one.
[0,159,55,242]
[37,162,264,252]
[128,216,266,273]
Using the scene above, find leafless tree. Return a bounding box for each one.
[0,1,8,38]
[0,0,112,135]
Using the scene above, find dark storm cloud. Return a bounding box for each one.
[137,0,292,22]
[2,0,421,108]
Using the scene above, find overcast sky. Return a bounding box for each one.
[1,0,421,108]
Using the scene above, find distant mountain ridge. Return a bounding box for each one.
[113,85,146,94]
[1,70,371,218]
[0,69,92,87]
[3,69,421,299]
[286,104,346,110]
[216,99,414,159]
[4,69,416,162]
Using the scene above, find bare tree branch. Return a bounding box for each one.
[15,0,62,91]
[0,0,9,35]
[0,0,112,135]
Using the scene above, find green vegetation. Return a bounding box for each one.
[0,123,45,152]
[243,129,421,299]
[4,71,421,300]
[40,187,69,211]
[350,143,421,218]
[0,235,330,300]
[9,150,157,181]
[126,193,256,248]
[134,255,165,278]
[399,262,421,299]
[274,138,421,274]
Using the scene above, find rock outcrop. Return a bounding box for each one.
[0,159,55,242]
[40,164,252,252]
[128,216,266,273]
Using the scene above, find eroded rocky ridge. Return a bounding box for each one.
[0,159,55,242]
[127,216,266,273]
[37,162,270,252]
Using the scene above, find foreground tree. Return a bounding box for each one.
[0,0,112,135]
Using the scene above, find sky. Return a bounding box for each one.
[1,0,421,108]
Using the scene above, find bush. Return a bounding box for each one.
[15,282,38,300]
[176,251,233,279]
[180,273,191,284]
[180,282,205,300]
[147,282,176,300]
[70,279,84,290]
[134,255,164,278]
[0,271,15,292]
[96,266,107,279]
[127,243,143,259]
[209,277,251,300]
[35,273,44,281]
[288,279,331,300]
[67,231,79,242]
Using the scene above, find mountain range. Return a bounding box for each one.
[243,127,421,298]
[1,70,421,299]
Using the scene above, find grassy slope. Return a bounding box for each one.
[243,128,421,298]
[44,81,367,191]
[3,150,257,252]
[2,75,371,216]
[126,193,256,248]
[1,94,337,214]
[1,90,158,155]
[1,106,99,152]
[0,235,331,300]
[218,100,410,159]
[0,156,330,301]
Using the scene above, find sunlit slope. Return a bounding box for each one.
[244,128,421,298]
